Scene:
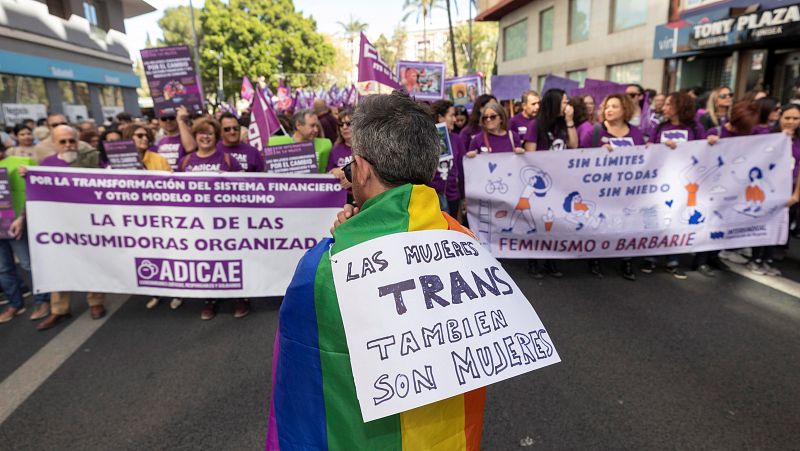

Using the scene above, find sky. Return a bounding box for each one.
[124,0,477,58]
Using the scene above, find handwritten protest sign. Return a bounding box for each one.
[0,169,14,237]
[465,133,792,258]
[331,229,560,421]
[105,140,141,170]
[26,168,345,297]
[263,142,318,174]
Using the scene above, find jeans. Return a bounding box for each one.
[9,233,49,305]
[0,239,25,309]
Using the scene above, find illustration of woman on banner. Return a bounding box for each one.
[731,166,775,215]
[502,166,552,233]
[562,191,605,231]
[680,155,724,224]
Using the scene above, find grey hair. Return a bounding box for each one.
[351,91,439,187]
[522,90,539,104]
[292,109,315,127]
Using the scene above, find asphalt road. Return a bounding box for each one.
[1,255,799,450]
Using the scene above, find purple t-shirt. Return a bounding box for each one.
[447,131,466,201]
[39,154,70,167]
[524,119,568,151]
[326,143,353,172]
[468,130,521,153]
[578,122,646,148]
[708,126,771,137]
[429,131,464,196]
[576,121,594,143]
[156,134,184,169]
[649,121,706,144]
[459,124,482,147]
[177,149,242,173]
[217,141,264,172]
[508,113,534,139]
[792,137,800,179]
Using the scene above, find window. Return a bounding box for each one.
[539,7,554,51]
[46,0,69,20]
[611,0,647,32]
[567,69,587,87]
[607,61,643,84]
[503,19,527,61]
[83,1,98,26]
[0,74,48,104]
[569,0,591,43]
[58,80,75,104]
[101,86,123,106]
[74,82,91,107]
[537,75,548,92]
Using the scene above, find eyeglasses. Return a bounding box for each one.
[339,120,352,128]
[482,114,499,122]
[718,93,733,99]
[49,122,68,128]
[223,126,241,132]
[627,92,642,98]
[58,138,77,145]
[160,116,177,122]
[133,133,149,139]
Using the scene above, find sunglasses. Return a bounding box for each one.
[482,114,499,122]
[339,120,352,128]
[49,122,68,128]
[223,126,241,132]
[627,92,642,98]
[58,138,77,145]
[718,93,733,99]
[133,133,149,139]
[160,116,177,122]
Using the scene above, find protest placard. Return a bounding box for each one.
[263,142,318,174]
[331,229,560,421]
[436,123,453,161]
[541,75,579,95]
[397,61,446,102]
[444,74,483,109]
[140,45,204,117]
[464,133,792,258]
[490,75,531,101]
[105,140,142,170]
[0,169,14,237]
[26,168,345,297]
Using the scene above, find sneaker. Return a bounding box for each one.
[22,289,32,298]
[146,297,159,309]
[696,264,716,278]
[528,261,544,279]
[0,306,25,323]
[589,260,603,279]
[640,261,656,274]
[543,260,564,278]
[170,298,183,310]
[233,300,250,318]
[665,266,688,280]
[737,248,752,258]
[761,261,781,277]
[747,261,767,275]
[29,303,50,320]
[621,261,636,281]
[201,301,217,320]
[719,250,748,264]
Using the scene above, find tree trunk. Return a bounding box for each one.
[423,15,428,61]
[446,0,458,76]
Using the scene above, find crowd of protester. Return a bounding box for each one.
[1,82,799,330]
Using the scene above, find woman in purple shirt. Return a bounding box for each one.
[327,108,354,201]
[753,97,780,134]
[524,89,578,152]
[579,93,646,150]
[465,102,523,155]
[780,104,800,239]
[429,100,466,217]
[459,94,498,146]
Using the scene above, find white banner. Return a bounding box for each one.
[1,103,47,125]
[465,134,793,259]
[331,229,560,422]
[26,167,346,298]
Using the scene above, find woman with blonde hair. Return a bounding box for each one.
[699,86,733,131]
[465,101,524,155]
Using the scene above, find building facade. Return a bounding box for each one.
[0,0,153,126]
[653,0,800,104]
[477,0,669,92]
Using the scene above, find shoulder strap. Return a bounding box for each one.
[482,130,492,153]
[654,121,666,141]
[592,123,602,148]
[507,131,514,149]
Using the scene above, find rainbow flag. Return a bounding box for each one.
[267,184,485,450]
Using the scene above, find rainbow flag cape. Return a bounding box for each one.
[267,184,485,450]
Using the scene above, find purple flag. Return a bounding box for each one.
[248,88,281,152]
[357,33,401,89]
[241,76,255,102]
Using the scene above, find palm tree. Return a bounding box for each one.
[402,0,443,61]
[337,15,368,84]
[445,0,457,76]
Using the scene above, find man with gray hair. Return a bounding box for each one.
[265,91,486,449]
[267,108,333,173]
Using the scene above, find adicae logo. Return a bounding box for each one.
[137,260,159,280]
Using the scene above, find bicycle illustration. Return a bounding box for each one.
[485,178,509,194]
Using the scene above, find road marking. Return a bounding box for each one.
[727,262,800,299]
[0,294,129,425]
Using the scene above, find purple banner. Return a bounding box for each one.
[490,75,531,101]
[263,142,318,174]
[357,33,401,89]
[105,140,141,170]
[26,169,345,208]
[0,169,14,238]
[541,75,580,95]
[140,45,204,118]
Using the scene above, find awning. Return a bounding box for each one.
[0,49,140,88]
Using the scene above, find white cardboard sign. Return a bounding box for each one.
[331,229,560,422]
